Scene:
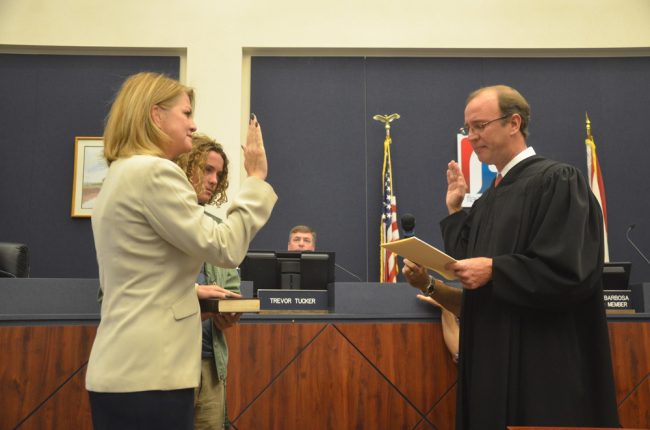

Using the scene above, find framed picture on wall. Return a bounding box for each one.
[71,137,108,218]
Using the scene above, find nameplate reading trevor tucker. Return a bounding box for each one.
[258,289,329,313]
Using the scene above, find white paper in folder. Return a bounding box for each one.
[381,237,458,280]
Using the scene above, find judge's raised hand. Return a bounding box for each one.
[446,161,468,214]
[243,113,268,180]
[446,257,492,290]
[402,258,430,290]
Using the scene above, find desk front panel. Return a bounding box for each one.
[1,321,648,429]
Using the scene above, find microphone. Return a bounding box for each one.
[401,213,416,238]
[0,269,17,278]
[334,263,363,281]
[626,224,650,266]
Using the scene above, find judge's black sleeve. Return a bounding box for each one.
[442,157,605,311]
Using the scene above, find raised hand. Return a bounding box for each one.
[446,160,467,214]
[243,113,268,180]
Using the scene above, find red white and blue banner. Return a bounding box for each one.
[457,133,497,207]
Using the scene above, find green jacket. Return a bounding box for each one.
[204,259,241,381]
[203,211,241,382]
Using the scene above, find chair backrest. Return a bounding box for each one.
[0,243,30,278]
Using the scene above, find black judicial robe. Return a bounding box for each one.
[440,155,620,430]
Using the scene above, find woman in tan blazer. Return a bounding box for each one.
[86,72,277,430]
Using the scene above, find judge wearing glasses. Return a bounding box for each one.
[403,85,619,429]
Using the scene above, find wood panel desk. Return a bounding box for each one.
[1,280,648,430]
[509,427,650,430]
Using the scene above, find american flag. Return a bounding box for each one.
[380,134,399,282]
[585,114,609,262]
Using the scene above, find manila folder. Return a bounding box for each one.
[381,237,457,280]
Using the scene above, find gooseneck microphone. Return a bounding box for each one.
[626,224,650,266]
[401,213,416,238]
[0,269,17,278]
[334,263,363,281]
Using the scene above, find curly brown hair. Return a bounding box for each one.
[176,133,229,207]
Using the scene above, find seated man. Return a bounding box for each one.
[287,225,316,251]
[176,133,241,430]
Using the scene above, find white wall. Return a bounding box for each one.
[2,0,650,210]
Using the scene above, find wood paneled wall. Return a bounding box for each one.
[0,321,647,430]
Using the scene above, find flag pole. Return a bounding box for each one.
[373,114,400,193]
[374,113,400,282]
[585,112,610,262]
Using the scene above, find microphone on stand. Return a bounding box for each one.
[398,214,417,282]
[401,213,416,238]
[0,269,17,278]
[334,263,363,282]
[626,224,650,266]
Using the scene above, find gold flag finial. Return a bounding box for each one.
[373,113,400,137]
[585,112,592,140]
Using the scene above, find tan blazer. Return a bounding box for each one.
[86,155,276,393]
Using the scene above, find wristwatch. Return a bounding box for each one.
[424,275,436,296]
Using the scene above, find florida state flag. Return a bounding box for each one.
[585,114,610,262]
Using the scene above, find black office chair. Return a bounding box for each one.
[0,242,30,278]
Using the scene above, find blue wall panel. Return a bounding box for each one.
[250,56,650,284]
[0,54,179,277]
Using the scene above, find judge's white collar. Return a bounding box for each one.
[499,146,536,178]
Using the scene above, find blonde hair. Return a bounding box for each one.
[103,72,194,165]
[176,133,230,207]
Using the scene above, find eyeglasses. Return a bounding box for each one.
[459,114,510,136]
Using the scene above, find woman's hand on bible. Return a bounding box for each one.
[196,284,241,300]
[196,284,242,320]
